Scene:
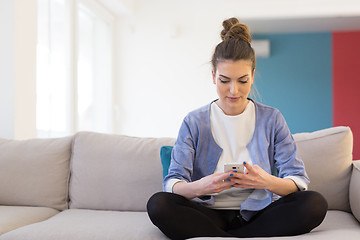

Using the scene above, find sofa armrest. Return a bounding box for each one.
[350,160,360,222]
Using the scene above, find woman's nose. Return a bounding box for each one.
[229,82,239,95]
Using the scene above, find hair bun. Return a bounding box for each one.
[220,17,252,43]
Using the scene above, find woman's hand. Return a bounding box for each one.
[229,162,272,189]
[172,172,233,199]
[229,162,299,196]
[196,172,234,195]
[172,162,299,199]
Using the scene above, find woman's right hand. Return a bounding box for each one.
[172,172,233,199]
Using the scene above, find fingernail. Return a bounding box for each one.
[230,173,233,176]
[231,185,234,187]
[233,170,238,173]
[243,161,246,165]
[226,178,231,181]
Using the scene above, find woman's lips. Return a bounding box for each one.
[227,97,240,102]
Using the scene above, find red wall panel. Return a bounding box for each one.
[333,31,360,160]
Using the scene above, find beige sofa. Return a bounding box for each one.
[0,126,359,240]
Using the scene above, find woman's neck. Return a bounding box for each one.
[215,99,249,116]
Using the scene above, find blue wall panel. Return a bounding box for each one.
[253,33,332,134]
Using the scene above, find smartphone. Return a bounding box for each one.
[224,163,244,173]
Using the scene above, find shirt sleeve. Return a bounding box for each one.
[273,110,310,189]
[163,115,196,191]
[284,176,308,191]
[165,178,187,193]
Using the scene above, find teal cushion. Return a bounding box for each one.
[160,146,173,178]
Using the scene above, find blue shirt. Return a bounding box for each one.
[163,99,309,221]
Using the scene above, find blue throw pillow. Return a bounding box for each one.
[160,146,173,178]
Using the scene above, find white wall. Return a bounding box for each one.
[2,0,360,139]
[114,0,360,138]
[0,0,37,139]
[14,0,37,139]
[115,0,223,138]
[0,0,15,139]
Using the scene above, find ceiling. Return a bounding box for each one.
[245,16,360,34]
[209,0,360,33]
[104,0,360,33]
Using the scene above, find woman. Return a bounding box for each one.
[147,17,328,239]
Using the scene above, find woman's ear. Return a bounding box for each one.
[212,69,216,85]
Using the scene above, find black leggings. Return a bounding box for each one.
[147,191,328,239]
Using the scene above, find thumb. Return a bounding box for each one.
[243,161,253,174]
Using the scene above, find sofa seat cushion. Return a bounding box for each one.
[314,210,360,233]
[188,211,360,240]
[0,205,59,235]
[0,209,168,240]
[69,132,175,211]
[1,210,359,240]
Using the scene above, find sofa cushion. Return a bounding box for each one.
[293,126,353,212]
[0,206,59,235]
[350,160,360,222]
[0,209,168,240]
[69,132,175,211]
[1,210,359,240]
[188,211,360,239]
[160,146,173,178]
[0,137,72,210]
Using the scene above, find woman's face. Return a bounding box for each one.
[212,60,254,116]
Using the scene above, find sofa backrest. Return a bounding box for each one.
[0,137,72,211]
[1,126,348,213]
[293,126,353,212]
[69,132,175,211]
[69,127,353,212]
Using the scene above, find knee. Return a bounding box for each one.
[304,191,328,216]
[300,191,328,227]
[147,192,173,221]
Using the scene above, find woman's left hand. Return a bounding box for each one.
[229,162,272,190]
[229,162,299,196]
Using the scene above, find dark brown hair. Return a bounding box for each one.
[211,17,256,73]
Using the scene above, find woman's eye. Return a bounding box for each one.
[239,79,248,84]
[219,79,229,83]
